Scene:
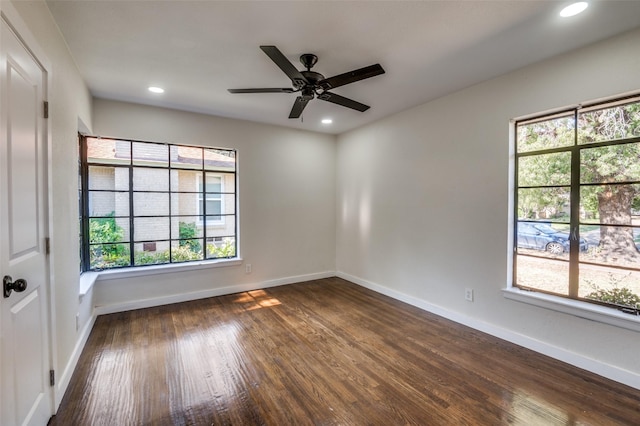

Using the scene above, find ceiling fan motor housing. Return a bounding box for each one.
[301,71,325,87]
[301,87,315,101]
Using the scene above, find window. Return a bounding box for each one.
[197,174,224,225]
[79,136,237,271]
[514,95,640,314]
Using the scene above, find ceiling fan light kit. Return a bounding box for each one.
[228,45,385,119]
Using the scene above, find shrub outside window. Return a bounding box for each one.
[514,96,640,314]
[79,136,237,271]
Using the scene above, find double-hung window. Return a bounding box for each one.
[514,95,640,314]
[79,136,237,271]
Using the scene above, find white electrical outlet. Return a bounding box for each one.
[465,288,474,302]
[245,263,252,274]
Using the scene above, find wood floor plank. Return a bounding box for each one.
[51,277,640,425]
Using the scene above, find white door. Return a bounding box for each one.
[1,14,53,426]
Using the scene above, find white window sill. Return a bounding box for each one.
[79,258,242,299]
[503,287,640,333]
[79,272,100,300]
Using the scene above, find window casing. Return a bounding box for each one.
[79,136,237,271]
[513,95,640,315]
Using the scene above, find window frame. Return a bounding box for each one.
[79,136,238,272]
[511,94,640,318]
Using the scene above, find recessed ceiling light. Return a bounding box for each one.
[560,2,588,17]
[148,86,165,93]
[321,118,333,124]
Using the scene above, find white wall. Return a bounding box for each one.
[336,28,640,387]
[91,99,336,309]
[5,0,93,406]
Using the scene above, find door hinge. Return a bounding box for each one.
[44,101,49,119]
[49,369,55,386]
[45,237,50,255]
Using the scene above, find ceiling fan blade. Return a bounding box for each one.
[228,88,294,94]
[319,64,385,91]
[289,96,310,119]
[260,45,308,88]
[317,92,370,112]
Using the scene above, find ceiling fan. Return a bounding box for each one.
[228,45,385,119]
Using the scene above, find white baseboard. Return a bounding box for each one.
[55,311,97,408]
[94,271,335,316]
[336,271,640,391]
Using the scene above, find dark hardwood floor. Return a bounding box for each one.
[52,277,640,425]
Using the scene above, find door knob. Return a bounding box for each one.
[3,275,27,298]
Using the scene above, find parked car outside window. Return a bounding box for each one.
[517,222,587,254]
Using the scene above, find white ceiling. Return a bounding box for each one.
[46,1,640,135]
